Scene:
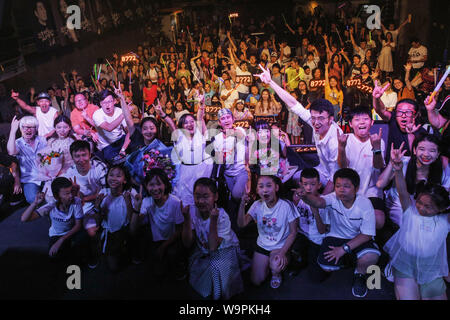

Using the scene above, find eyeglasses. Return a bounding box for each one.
[22,126,36,130]
[396,110,416,117]
[100,98,115,106]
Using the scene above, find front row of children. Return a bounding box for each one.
[21,140,449,300]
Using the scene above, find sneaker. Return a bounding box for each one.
[352,273,368,298]
[384,262,394,283]
[270,275,282,289]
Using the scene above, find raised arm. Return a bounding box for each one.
[391,146,411,212]
[337,130,349,168]
[7,116,20,156]
[372,80,392,121]
[404,63,413,91]
[425,94,447,129]
[11,90,36,115]
[237,192,254,228]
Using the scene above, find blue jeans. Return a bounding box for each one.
[23,183,41,204]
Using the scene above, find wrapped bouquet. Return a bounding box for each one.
[143,149,176,180]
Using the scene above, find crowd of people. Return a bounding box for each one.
[1,6,449,301]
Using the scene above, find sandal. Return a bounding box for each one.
[270,275,282,289]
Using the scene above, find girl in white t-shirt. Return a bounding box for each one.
[385,147,449,300]
[95,164,138,272]
[181,178,243,300]
[238,175,299,289]
[130,169,185,278]
[377,134,450,227]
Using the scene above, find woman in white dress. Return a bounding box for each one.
[377,32,395,75]
[172,95,213,206]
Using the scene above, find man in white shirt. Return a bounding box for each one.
[337,106,386,230]
[92,90,129,164]
[408,38,428,71]
[256,65,341,195]
[11,91,59,138]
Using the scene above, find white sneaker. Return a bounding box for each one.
[384,262,394,283]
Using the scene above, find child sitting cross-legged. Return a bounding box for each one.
[298,168,381,298]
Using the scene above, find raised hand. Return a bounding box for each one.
[180,201,190,220]
[390,142,407,171]
[405,123,422,134]
[337,129,349,149]
[210,204,219,220]
[70,176,80,198]
[11,90,19,100]
[134,185,143,211]
[425,94,437,111]
[404,62,412,72]
[372,80,390,99]
[94,193,106,210]
[370,128,383,150]
[10,116,20,133]
[254,64,271,84]
[34,188,47,205]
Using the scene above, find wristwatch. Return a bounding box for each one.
[343,243,352,254]
[372,149,382,155]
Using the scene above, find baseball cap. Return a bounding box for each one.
[36,92,51,102]
[271,52,278,57]
[236,99,245,105]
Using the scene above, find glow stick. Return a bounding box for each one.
[427,65,450,104]
[97,64,102,80]
[282,14,287,25]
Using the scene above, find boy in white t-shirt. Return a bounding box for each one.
[289,168,330,279]
[299,168,381,298]
[92,90,130,164]
[21,177,83,261]
[64,140,107,268]
[337,106,386,230]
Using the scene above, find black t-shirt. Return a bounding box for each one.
[385,111,426,162]
[127,127,145,154]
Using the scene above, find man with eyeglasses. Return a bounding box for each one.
[372,81,426,162]
[256,65,342,195]
[92,90,129,164]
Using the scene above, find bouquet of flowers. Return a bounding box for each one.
[143,149,176,180]
[36,150,64,181]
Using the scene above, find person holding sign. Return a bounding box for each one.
[228,47,252,100]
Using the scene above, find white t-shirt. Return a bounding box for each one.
[248,199,299,251]
[93,107,127,150]
[322,193,376,239]
[140,194,184,241]
[296,200,329,245]
[220,88,239,109]
[37,198,84,237]
[63,160,107,215]
[344,134,385,198]
[212,128,246,176]
[291,102,342,185]
[99,188,138,233]
[189,206,239,254]
[36,107,58,137]
[408,45,427,69]
[385,157,450,227]
[381,91,398,110]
